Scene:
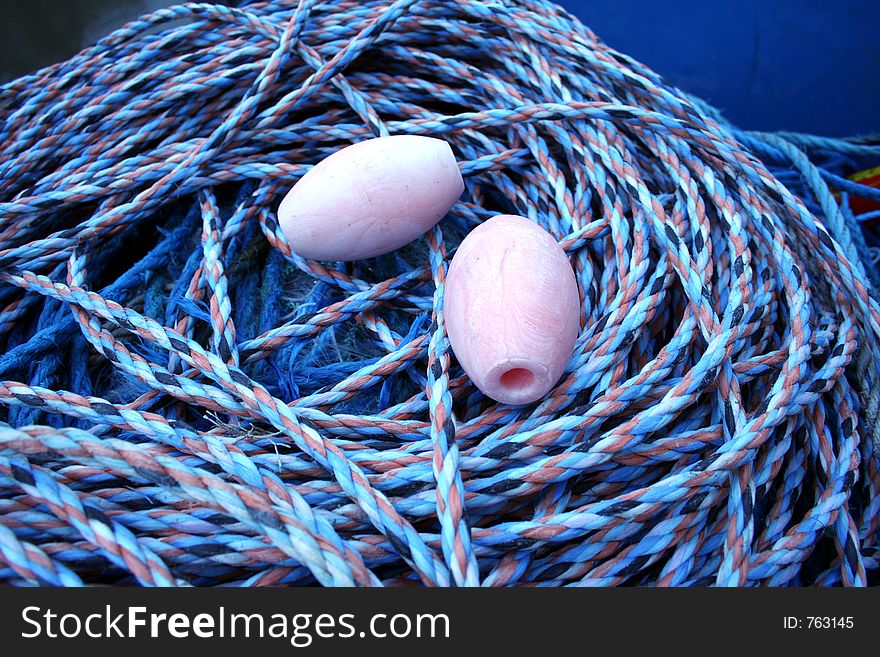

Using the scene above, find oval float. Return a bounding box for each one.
[277,135,463,261]
[445,214,580,405]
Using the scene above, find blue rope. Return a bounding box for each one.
[0,0,878,587]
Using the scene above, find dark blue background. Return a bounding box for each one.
[560,0,879,137]
[0,1,877,137]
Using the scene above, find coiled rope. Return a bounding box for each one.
[1,0,879,587]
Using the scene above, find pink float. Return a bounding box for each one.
[445,214,580,405]
[277,135,464,261]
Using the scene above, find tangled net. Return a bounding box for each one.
[1,0,879,587]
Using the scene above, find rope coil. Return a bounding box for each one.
[0,0,879,587]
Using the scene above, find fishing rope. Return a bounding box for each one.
[1,0,879,587]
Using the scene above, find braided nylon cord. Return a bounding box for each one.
[0,0,879,587]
